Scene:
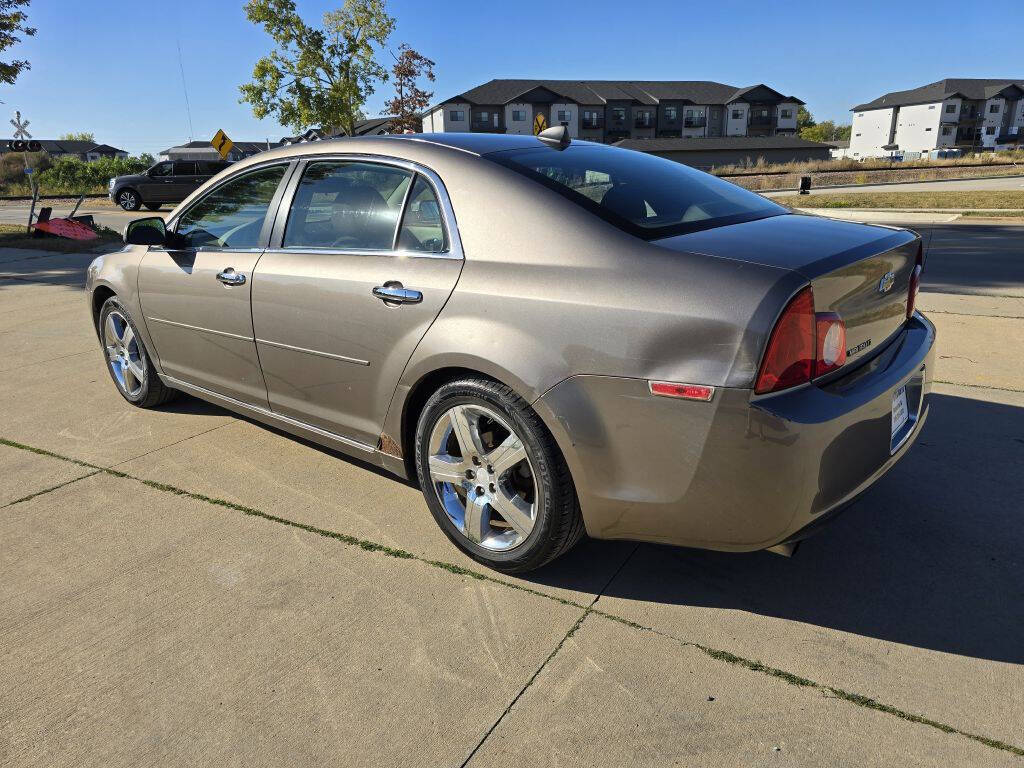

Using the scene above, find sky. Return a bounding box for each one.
[4,0,1020,157]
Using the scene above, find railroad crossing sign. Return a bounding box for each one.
[211,128,234,160]
[532,112,548,135]
[10,111,30,140]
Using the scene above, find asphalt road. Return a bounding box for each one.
[0,225,1022,765]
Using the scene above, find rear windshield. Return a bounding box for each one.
[487,144,785,240]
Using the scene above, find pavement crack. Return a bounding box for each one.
[2,435,1023,760]
[459,610,592,768]
[2,469,101,508]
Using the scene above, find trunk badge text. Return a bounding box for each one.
[878,270,896,294]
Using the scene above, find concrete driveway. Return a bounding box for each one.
[1,228,1022,766]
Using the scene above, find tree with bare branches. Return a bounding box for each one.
[383,44,435,133]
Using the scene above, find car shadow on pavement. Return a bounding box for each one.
[528,392,1024,665]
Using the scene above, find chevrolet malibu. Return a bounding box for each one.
[85,131,934,573]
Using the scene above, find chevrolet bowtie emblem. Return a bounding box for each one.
[878,270,896,294]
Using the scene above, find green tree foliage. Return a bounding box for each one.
[383,44,434,133]
[239,0,395,136]
[797,106,814,131]
[59,131,96,142]
[0,0,34,87]
[801,120,853,143]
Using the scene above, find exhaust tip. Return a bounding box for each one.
[766,541,800,558]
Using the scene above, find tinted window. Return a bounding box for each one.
[283,161,412,250]
[150,162,172,177]
[488,145,785,239]
[397,176,445,253]
[176,164,286,249]
[173,161,198,175]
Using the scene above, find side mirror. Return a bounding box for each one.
[124,216,167,246]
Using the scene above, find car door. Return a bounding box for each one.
[139,161,173,201]
[170,161,201,202]
[137,161,293,406]
[251,157,463,447]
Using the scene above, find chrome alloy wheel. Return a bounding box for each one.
[427,403,538,552]
[103,310,145,397]
[118,190,137,210]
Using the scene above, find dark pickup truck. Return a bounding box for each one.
[108,159,230,211]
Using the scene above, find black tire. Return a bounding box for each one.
[415,377,583,573]
[116,188,141,211]
[143,202,162,211]
[98,296,177,408]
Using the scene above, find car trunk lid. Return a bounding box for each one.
[656,212,919,367]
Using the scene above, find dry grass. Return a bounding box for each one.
[712,150,1024,176]
[773,190,1024,212]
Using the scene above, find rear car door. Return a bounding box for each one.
[251,157,463,447]
[137,162,293,406]
[170,161,201,202]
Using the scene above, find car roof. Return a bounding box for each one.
[388,132,597,155]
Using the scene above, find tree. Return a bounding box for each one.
[239,0,395,137]
[0,0,34,88]
[800,119,853,143]
[797,106,815,132]
[59,131,95,142]
[382,44,434,133]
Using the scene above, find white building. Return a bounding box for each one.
[849,79,1024,158]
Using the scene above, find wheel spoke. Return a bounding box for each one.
[485,434,527,478]
[428,453,466,485]
[104,314,120,345]
[463,490,489,544]
[125,358,146,386]
[121,323,136,352]
[448,405,484,459]
[490,489,534,539]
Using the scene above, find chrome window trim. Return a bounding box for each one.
[275,153,464,262]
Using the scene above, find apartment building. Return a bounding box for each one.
[849,78,1024,158]
[421,80,803,142]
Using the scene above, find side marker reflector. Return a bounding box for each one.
[649,381,715,402]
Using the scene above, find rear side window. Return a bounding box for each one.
[283,161,413,250]
[397,176,446,253]
[176,164,286,249]
[487,144,784,240]
[172,161,198,175]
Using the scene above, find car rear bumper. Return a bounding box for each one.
[534,313,936,551]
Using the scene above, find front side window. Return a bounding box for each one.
[397,176,446,253]
[176,164,286,249]
[488,144,785,240]
[283,161,412,250]
[150,162,173,177]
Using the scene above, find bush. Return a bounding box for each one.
[36,155,152,194]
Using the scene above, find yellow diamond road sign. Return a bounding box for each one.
[211,129,234,160]
[532,113,548,135]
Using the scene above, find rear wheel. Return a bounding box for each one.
[99,296,176,408]
[415,378,583,573]
[116,188,141,211]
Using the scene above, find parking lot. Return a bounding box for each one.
[1,221,1022,765]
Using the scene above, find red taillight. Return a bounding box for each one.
[907,244,923,319]
[815,312,847,377]
[755,286,849,394]
[755,287,815,394]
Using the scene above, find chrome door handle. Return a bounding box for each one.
[373,284,422,304]
[216,268,246,286]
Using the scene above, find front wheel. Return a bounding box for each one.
[116,188,141,211]
[98,296,176,408]
[415,377,583,573]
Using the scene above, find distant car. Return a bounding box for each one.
[108,159,230,211]
[85,132,934,573]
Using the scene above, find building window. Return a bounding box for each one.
[925,127,932,131]
[928,105,935,110]
[493,113,499,127]
[511,109,525,121]
[986,126,996,135]
[989,104,1001,113]
[582,110,602,129]
[945,104,956,113]
[780,108,793,119]
[665,107,677,121]
[449,110,465,121]
[634,110,651,128]
[855,133,861,137]
[731,109,742,120]
[942,126,952,135]
[557,110,571,122]
[611,107,626,121]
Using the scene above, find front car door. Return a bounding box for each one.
[139,161,174,201]
[137,162,293,406]
[251,157,463,447]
